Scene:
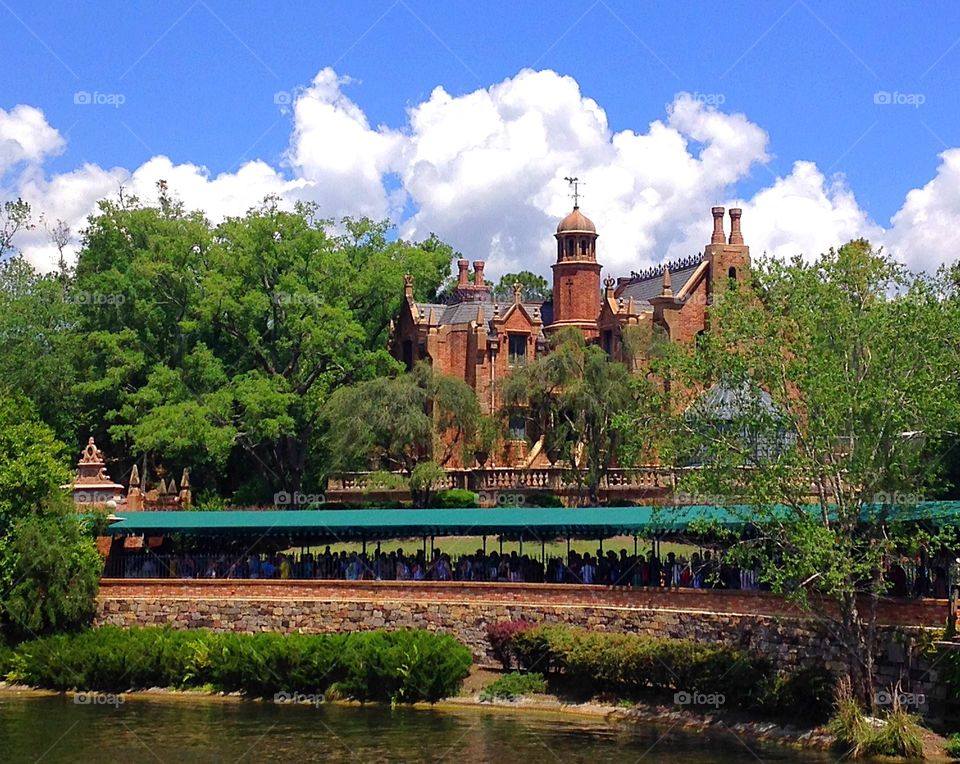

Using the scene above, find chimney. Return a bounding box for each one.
[457,258,470,288]
[728,208,744,245]
[711,206,725,244]
[473,260,486,287]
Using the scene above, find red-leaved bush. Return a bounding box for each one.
[486,620,536,669]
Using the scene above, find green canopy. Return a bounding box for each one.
[99,501,960,542]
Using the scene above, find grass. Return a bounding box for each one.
[827,681,925,759]
[479,672,548,701]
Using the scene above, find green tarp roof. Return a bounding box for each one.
[99,502,960,541]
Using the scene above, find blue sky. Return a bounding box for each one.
[3,1,960,275]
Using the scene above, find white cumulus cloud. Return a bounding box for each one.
[2,67,959,279]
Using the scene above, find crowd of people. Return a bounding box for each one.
[114,546,765,590]
[109,544,957,597]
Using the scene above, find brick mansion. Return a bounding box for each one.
[390,203,750,419]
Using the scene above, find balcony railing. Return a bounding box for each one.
[326,467,673,503]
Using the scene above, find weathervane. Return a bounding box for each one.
[564,175,584,208]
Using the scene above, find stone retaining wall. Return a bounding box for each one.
[95,579,953,721]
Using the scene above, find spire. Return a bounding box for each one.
[661,266,673,298]
[129,463,140,489]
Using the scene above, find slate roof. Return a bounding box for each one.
[617,255,704,308]
[415,300,547,327]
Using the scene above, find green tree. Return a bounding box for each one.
[321,363,480,505]
[0,392,101,642]
[503,328,658,504]
[492,271,551,302]
[70,191,453,500]
[651,240,960,705]
[0,256,85,445]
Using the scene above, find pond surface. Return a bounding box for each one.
[0,694,836,763]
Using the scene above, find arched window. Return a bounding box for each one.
[728,266,737,280]
[580,239,588,257]
[566,239,574,257]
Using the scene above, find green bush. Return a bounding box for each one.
[430,489,479,508]
[946,733,960,759]
[510,625,789,709]
[480,671,548,701]
[763,665,836,723]
[522,492,564,507]
[8,626,472,704]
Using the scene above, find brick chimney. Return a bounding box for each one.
[457,258,470,288]
[711,206,725,244]
[473,260,486,287]
[728,208,744,245]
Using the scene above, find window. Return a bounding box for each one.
[508,334,527,366]
[508,414,526,440]
[728,266,737,280]
[602,329,614,357]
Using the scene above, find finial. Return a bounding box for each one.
[564,175,583,209]
[603,276,615,297]
[512,281,523,304]
[180,467,190,489]
[661,266,673,298]
[403,274,414,300]
[129,463,140,488]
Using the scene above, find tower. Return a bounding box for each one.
[550,198,602,338]
[704,206,750,303]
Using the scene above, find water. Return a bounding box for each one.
[0,694,834,763]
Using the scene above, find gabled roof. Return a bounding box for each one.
[415,300,546,328]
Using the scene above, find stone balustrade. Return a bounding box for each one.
[326,467,674,505]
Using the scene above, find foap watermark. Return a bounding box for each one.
[274,491,326,507]
[272,292,322,308]
[875,689,925,709]
[64,291,126,306]
[274,690,323,707]
[673,690,725,709]
[75,691,124,708]
[872,491,924,506]
[874,90,925,108]
[274,90,293,106]
[478,491,526,506]
[74,90,126,108]
[675,90,726,107]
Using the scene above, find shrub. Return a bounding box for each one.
[763,665,836,723]
[522,492,564,507]
[8,626,472,704]
[480,671,547,701]
[431,489,479,508]
[486,620,536,670]
[509,625,771,708]
[946,733,960,759]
